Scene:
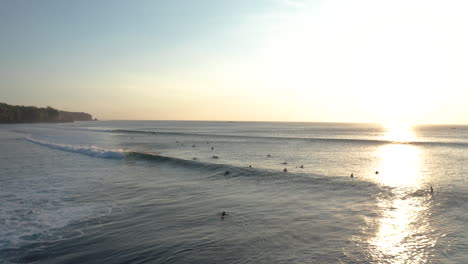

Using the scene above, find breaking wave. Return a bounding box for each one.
[25,137,126,159]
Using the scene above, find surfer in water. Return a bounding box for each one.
[283,168,288,173]
[350,173,354,178]
[224,170,230,175]
[221,211,228,220]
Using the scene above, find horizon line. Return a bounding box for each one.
[88,119,468,126]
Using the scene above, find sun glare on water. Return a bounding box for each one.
[383,123,416,143]
[365,123,434,263]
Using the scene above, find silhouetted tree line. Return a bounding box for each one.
[0,102,94,123]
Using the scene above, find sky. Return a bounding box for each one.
[1,0,468,124]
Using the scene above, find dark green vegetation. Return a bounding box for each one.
[0,102,94,123]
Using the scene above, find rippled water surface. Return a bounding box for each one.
[0,121,467,263]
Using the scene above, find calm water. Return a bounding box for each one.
[1,121,467,263]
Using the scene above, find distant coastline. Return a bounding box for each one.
[0,102,95,123]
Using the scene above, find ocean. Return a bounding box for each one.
[0,121,467,264]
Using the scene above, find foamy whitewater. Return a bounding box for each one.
[1,121,467,263]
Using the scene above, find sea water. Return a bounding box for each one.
[0,121,467,263]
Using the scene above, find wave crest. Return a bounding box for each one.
[25,137,126,159]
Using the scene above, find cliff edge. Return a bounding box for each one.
[0,103,94,123]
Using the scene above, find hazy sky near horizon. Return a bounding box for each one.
[1,0,468,124]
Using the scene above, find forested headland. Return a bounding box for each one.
[0,102,95,123]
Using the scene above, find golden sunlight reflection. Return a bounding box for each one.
[368,128,433,263]
[383,123,416,143]
[370,194,432,264]
[376,144,423,187]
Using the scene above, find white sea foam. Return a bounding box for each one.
[0,191,112,248]
[25,136,126,159]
